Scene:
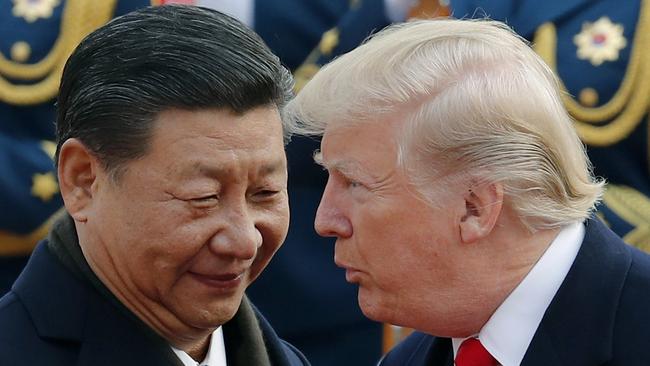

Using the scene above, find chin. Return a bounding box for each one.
[191,302,240,329]
[180,291,245,329]
[359,304,382,322]
[357,290,390,323]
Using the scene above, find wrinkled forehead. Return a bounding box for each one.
[320,108,414,151]
[151,106,284,141]
[143,107,287,169]
[317,119,402,171]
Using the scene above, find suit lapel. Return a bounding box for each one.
[250,300,304,365]
[520,322,563,366]
[402,335,453,366]
[426,338,454,366]
[521,219,631,365]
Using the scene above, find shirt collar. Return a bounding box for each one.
[171,326,227,366]
[452,221,585,365]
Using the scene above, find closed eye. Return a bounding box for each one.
[255,190,280,198]
[193,195,219,201]
[189,195,219,208]
[249,188,283,203]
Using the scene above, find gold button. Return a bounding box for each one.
[31,172,59,202]
[10,41,31,63]
[578,87,599,107]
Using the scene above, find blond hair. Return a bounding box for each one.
[285,19,603,230]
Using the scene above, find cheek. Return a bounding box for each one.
[362,213,446,275]
[126,211,209,280]
[347,206,391,265]
[262,198,291,245]
[250,204,290,272]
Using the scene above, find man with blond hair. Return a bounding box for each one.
[285,19,650,365]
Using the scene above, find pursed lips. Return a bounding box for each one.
[335,259,363,284]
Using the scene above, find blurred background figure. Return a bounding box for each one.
[451,0,650,253]
[0,0,153,294]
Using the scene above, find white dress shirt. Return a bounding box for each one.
[171,326,227,366]
[452,221,585,366]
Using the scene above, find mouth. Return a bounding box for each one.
[188,271,246,290]
[344,268,362,284]
[336,261,362,284]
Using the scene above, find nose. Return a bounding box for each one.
[208,204,262,260]
[314,182,352,239]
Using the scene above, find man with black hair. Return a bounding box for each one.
[0,5,309,366]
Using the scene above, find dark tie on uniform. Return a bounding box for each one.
[455,338,498,366]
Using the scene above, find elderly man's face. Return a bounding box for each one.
[315,120,469,328]
[83,107,289,331]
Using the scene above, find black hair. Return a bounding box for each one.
[55,5,293,178]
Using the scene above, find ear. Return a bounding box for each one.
[459,182,504,244]
[57,138,101,222]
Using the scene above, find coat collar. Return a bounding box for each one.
[12,242,88,342]
[417,337,454,366]
[521,219,632,365]
[13,242,182,365]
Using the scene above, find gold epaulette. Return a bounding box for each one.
[0,209,65,256]
[0,0,118,105]
[602,185,650,252]
[532,0,650,147]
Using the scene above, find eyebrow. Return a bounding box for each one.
[258,160,286,176]
[313,150,371,181]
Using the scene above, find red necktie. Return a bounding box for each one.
[455,338,498,366]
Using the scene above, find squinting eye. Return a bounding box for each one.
[189,195,219,206]
[254,190,280,199]
[348,181,362,189]
[193,195,218,201]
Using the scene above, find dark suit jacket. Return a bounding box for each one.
[380,219,650,365]
[0,242,309,366]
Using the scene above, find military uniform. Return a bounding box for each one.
[0,0,153,294]
[451,0,650,252]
